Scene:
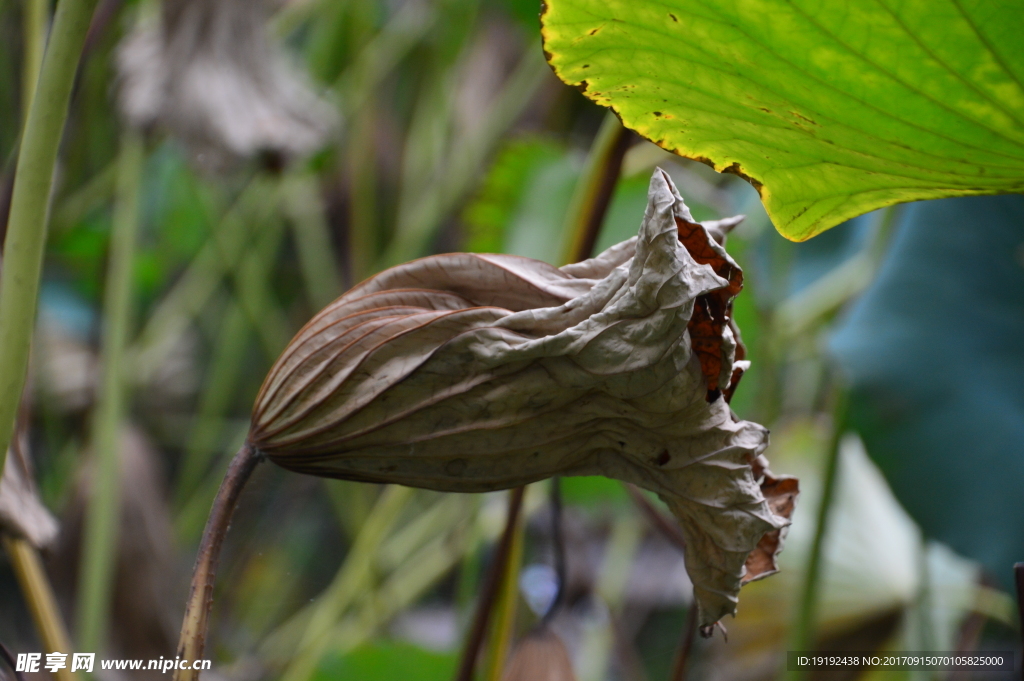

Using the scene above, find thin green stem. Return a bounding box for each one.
[791,385,848,673]
[21,0,48,125]
[283,173,342,307]
[346,103,378,285]
[669,605,698,681]
[0,0,98,478]
[130,177,272,379]
[377,40,548,270]
[76,131,144,654]
[453,486,525,681]
[560,111,633,264]
[280,485,414,681]
[3,535,77,681]
[175,301,249,506]
[481,510,524,681]
[214,183,290,358]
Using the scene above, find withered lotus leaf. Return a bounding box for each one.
[250,170,797,625]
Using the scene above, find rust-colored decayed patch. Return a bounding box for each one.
[676,216,744,402]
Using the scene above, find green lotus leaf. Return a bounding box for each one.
[540,0,1024,240]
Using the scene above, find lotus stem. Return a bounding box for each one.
[543,478,566,623]
[624,482,688,554]
[2,535,77,681]
[669,604,697,681]
[175,302,249,506]
[561,111,634,264]
[173,443,262,681]
[791,386,847,673]
[0,0,99,477]
[21,0,47,124]
[76,130,143,654]
[454,486,525,681]
[481,505,525,681]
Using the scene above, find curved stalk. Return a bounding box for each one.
[173,443,262,681]
[0,0,99,476]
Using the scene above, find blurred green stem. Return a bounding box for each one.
[175,301,249,506]
[173,202,293,527]
[669,605,697,681]
[215,184,290,358]
[333,1,436,111]
[454,486,525,681]
[481,507,524,681]
[560,112,633,264]
[21,0,47,124]
[50,160,117,234]
[3,535,77,681]
[261,492,476,664]
[311,504,477,660]
[323,480,376,542]
[346,102,378,284]
[791,386,848,673]
[131,176,274,377]
[378,40,548,269]
[0,0,98,479]
[281,485,413,681]
[284,174,342,307]
[76,131,144,654]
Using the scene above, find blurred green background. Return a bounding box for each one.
[1,0,1022,679]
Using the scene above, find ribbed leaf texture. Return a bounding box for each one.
[250,170,798,625]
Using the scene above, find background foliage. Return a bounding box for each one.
[0,0,1022,679]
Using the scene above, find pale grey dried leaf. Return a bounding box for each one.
[118,0,337,165]
[251,170,797,625]
[0,429,58,548]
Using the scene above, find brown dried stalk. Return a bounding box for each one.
[173,443,261,675]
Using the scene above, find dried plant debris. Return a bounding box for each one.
[118,0,337,165]
[501,627,577,681]
[0,428,58,549]
[250,169,797,625]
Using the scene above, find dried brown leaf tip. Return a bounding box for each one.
[250,169,797,626]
